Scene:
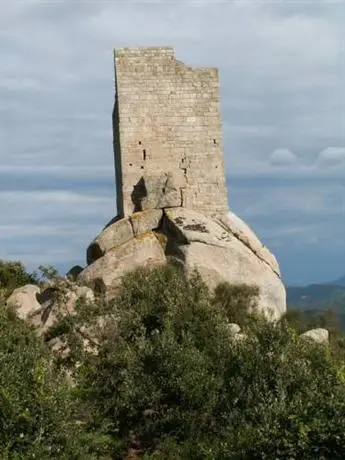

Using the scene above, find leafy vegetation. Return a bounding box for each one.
[0,260,38,298]
[1,260,345,459]
[287,283,345,309]
[0,301,97,459]
[286,280,345,331]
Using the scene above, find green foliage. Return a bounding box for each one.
[75,265,345,459]
[37,264,61,283]
[283,308,341,335]
[283,308,345,362]
[2,259,345,459]
[213,281,260,327]
[0,260,38,297]
[287,283,345,308]
[77,265,226,457]
[0,300,91,458]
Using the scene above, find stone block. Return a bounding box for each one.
[79,232,166,299]
[137,173,183,211]
[87,217,133,265]
[130,209,163,236]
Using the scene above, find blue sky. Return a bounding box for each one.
[1,0,344,286]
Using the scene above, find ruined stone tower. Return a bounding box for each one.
[113,46,228,218]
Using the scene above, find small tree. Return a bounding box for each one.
[0,298,104,459]
[0,260,38,297]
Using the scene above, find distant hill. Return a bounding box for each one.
[327,275,345,287]
[287,283,345,310]
[286,275,345,330]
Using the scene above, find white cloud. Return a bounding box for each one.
[0,165,113,178]
[0,77,43,91]
[224,123,276,139]
[270,148,298,166]
[0,190,112,205]
[316,147,345,165]
[0,224,93,239]
[239,185,345,219]
[1,0,345,282]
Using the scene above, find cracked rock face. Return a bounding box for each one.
[86,209,163,266]
[163,207,233,247]
[163,208,286,321]
[6,284,94,336]
[80,231,166,299]
[216,212,280,277]
[79,207,286,321]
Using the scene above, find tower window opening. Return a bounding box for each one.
[143,149,146,160]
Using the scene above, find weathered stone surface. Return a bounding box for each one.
[113,47,228,218]
[6,284,41,320]
[300,328,329,344]
[137,173,183,211]
[81,48,286,320]
[163,207,232,247]
[87,217,133,265]
[177,241,285,320]
[163,208,286,324]
[217,212,280,277]
[82,206,285,320]
[130,209,163,236]
[25,285,94,334]
[162,207,285,320]
[79,232,166,299]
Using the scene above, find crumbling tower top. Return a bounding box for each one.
[113,46,228,218]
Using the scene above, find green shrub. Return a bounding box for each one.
[0,299,100,459]
[0,260,38,298]
[284,308,341,335]
[76,265,226,457]
[75,264,345,459]
[3,258,345,458]
[213,281,260,327]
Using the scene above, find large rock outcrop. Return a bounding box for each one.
[80,231,166,299]
[6,283,94,336]
[6,284,41,321]
[78,47,287,321]
[78,206,286,320]
[163,208,285,320]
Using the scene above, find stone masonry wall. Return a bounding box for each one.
[113,46,229,218]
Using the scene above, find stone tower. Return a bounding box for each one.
[113,46,228,218]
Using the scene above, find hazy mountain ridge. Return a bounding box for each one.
[287,283,345,310]
[327,275,345,287]
[287,275,345,329]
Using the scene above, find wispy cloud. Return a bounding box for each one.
[1,0,344,283]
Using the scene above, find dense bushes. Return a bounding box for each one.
[2,261,345,459]
[74,266,345,459]
[0,301,86,458]
[284,308,341,335]
[284,308,345,362]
